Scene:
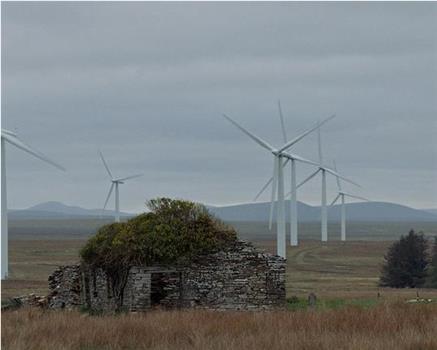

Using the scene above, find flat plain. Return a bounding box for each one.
[3,219,437,300]
[2,220,437,350]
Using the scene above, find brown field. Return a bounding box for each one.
[2,236,437,350]
[2,238,437,301]
[1,240,84,300]
[2,303,437,350]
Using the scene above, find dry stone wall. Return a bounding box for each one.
[178,241,285,310]
[48,265,82,309]
[47,241,286,312]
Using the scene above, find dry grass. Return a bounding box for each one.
[2,303,437,350]
[2,240,84,299]
[3,236,437,349]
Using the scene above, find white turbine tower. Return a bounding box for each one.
[253,101,323,247]
[296,127,359,242]
[222,112,335,258]
[99,151,143,222]
[1,129,65,279]
[330,161,369,242]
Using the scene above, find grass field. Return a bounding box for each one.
[1,239,84,300]
[232,220,437,241]
[3,303,437,350]
[2,221,437,349]
[9,218,437,241]
[2,237,437,301]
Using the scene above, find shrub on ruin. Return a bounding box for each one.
[80,198,237,270]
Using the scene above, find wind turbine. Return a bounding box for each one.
[222,111,335,258]
[253,101,322,247]
[295,127,359,242]
[99,151,143,222]
[1,129,65,279]
[330,161,369,242]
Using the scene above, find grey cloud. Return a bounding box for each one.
[2,2,436,211]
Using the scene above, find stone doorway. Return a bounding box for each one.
[150,271,181,307]
[151,273,167,305]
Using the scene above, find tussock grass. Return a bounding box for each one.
[2,302,437,350]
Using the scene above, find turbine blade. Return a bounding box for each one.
[116,173,144,182]
[99,150,114,180]
[296,169,320,189]
[333,160,342,191]
[278,100,288,143]
[282,152,320,167]
[282,157,290,167]
[222,114,275,152]
[1,129,17,137]
[254,177,273,202]
[2,132,66,171]
[330,193,341,207]
[324,168,361,188]
[102,183,115,212]
[254,158,289,201]
[343,193,369,202]
[278,114,336,153]
[269,157,278,230]
[318,127,323,166]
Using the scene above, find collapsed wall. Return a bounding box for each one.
[48,241,286,312]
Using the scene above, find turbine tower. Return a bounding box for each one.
[99,151,143,222]
[253,101,323,247]
[222,111,334,258]
[330,161,369,241]
[296,128,359,242]
[1,129,65,279]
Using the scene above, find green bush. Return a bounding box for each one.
[80,198,237,270]
[379,230,428,288]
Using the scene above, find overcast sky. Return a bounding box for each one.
[2,2,437,212]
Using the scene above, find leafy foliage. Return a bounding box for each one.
[80,198,237,270]
[379,230,429,288]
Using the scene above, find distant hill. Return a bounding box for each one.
[208,201,437,223]
[424,209,437,215]
[9,201,133,219]
[9,200,437,223]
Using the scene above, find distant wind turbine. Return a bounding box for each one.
[295,127,359,242]
[222,110,334,257]
[99,151,143,222]
[330,161,369,242]
[1,129,65,279]
[253,101,322,247]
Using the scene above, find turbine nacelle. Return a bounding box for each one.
[271,150,280,156]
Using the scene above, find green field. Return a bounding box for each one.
[4,238,436,301]
[232,220,437,241]
[9,218,437,241]
[3,219,437,302]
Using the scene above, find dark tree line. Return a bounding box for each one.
[380,230,437,288]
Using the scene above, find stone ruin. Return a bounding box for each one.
[47,241,286,312]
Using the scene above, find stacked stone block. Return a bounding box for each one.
[47,241,286,312]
